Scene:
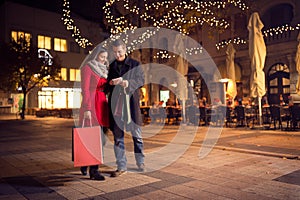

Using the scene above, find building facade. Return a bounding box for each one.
[139,0,300,106]
[0,1,105,113]
[1,0,300,114]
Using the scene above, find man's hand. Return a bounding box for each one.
[110,77,123,85]
[120,80,128,88]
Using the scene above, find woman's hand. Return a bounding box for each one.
[84,111,91,119]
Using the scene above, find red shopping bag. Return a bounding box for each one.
[72,120,103,167]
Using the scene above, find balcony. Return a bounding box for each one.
[264,30,298,45]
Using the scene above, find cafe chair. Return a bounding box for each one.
[166,107,180,125]
[289,105,300,130]
[269,105,282,130]
[186,105,199,125]
[225,106,235,128]
[234,105,246,127]
[199,107,209,126]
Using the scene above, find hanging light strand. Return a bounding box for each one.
[103,0,249,35]
[61,0,93,48]
[216,23,300,50]
[62,1,299,55]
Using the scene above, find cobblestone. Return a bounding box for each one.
[0,115,299,199]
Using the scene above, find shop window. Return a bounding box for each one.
[68,90,81,108]
[38,88,81,109]
[54,38,67,52]
[53,91,67,108]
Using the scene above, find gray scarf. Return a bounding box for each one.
[87,60,108,79]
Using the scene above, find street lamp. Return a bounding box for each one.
[219,78,229,105]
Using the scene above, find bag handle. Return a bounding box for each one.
[82,117,92,128]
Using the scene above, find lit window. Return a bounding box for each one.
[76,69,81,81]
[69,68,80,81]
[60,68,67,81]
[11,31,17,41]
[38,35,51,50]
[68,90,82,108]
[54,38,67,52]
[69,69,75,81]
[11,31,31,45]
[53,91,67,108]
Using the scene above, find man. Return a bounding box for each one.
[107,39,145,177]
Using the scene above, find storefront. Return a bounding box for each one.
[38,87,81,109]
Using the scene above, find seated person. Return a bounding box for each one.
[149,102,160,123]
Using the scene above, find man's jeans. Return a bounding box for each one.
[112,118,144,171]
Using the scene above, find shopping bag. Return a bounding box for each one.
[114,94,123,117]
[72,120,103,167]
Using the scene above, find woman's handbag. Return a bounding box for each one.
[72,119,103,167]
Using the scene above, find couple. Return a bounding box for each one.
[79,39,145,181]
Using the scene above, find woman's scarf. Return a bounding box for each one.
[87,60,108,79]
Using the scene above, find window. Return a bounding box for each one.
[38,35,51,50]
[54,38,67,52]
[69,68,80,81]
[11,31,31,45]
[39,88,81,109]
[60,68,67,81]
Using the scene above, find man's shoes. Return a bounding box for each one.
[89,170,105,181]
[137,163,145,172]
[110,170,127,177]
[80,167,87,176]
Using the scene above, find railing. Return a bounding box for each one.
[264,30,298,45]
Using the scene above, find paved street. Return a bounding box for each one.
[0,115,299,199]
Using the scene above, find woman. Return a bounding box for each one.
[79,46,110,181]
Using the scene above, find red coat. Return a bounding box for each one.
[79,65,109,127]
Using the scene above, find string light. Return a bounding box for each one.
[153,50,176,59]
[186,47,203,55]
[216,23,300,50]
[61,0,93,48]
[102,0,250,57]
[263,23,300,37]
[216,37,247,50]
[61,0,299,56]
[103,0,249,35]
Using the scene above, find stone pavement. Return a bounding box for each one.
[0,115,299,199]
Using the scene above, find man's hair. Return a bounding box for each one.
[111,39,126,48]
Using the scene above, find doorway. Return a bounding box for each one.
[267,63,290,105]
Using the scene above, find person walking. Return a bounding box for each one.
[78,46,110,181]
[107,39,145,177]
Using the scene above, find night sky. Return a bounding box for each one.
[1,0,106,28]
